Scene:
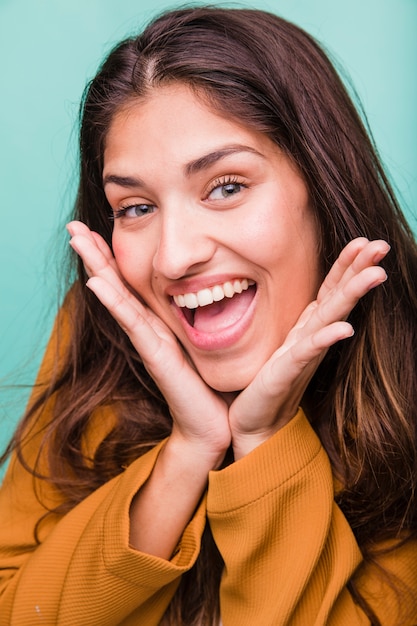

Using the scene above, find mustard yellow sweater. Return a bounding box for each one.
[0,314,416,625]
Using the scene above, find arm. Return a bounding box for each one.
[0,299,209,626]
[0,399,209,626]
[0,436,206,626]
[208,409,417,626]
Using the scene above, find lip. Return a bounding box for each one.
[170,283,258,351]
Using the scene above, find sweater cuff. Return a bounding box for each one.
[102,440,206,588]
[207,408,325,514]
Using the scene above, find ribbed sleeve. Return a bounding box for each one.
[207,409,365,625]
[0,440,206,626]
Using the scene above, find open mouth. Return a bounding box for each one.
[173,278,256,333]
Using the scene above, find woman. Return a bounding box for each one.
[0,6,416,625]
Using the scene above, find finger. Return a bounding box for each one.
[231,318,354,440]
[314,263,387,330]
[318,238,368,296]
[72,235,161,341]
[86,276,163,359]
[87,275,228,433]
[318,239,389,300]
[67,221,116,268]
[69,232,123,288]
[69,234,105,278]
[288,321,354,367]
[86,276,186,395]
[252,320,354,407]
[68,223,141,311]
[66,220,96,239]
[68,221,114,266]
[91,231,117,267]
[283,260,387,354]
[67,222,105,276]
[292,266,386,348]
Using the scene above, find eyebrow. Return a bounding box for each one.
[103,144,264,188]
[184,144,264,176]
[103,174,145,189]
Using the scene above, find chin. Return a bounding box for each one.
[198,366,256,394]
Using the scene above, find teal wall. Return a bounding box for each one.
[1,0,416,452]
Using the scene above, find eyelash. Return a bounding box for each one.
[206,175,245,198]
[109,175,247,220]
[110,204,155,220]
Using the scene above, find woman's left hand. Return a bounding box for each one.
[228,238,389,459]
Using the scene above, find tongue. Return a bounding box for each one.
[193,288,254,333]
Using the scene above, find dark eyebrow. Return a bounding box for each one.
[103,174,145,189]
[185,145,264,176]
[103,144,264,188]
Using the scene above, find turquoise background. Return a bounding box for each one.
[1,0,416,455]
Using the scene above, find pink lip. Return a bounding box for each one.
[171,285,258,351]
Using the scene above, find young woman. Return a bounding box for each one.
[0,6,416,625]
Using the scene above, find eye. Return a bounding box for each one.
[207,177,245,201]
[113,203,156,219]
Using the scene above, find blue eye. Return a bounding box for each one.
[208,180,244,200]
[113,204,156,219]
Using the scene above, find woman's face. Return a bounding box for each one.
[104,83,320,392]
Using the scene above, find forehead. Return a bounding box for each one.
[103,83,280,172]
[106,84,245,138]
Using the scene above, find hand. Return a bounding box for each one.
[68,223,388,463]
[67,223,388,559]
[228,238,389,458]
[67,221,231,467]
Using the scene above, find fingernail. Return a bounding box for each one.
[370,272,388,289]
[69,239,79,254]
[373,243,391,262]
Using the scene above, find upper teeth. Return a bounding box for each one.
[173,279,254,309]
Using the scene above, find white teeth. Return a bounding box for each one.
[197,288,214,307]
[233,279,243,294]
[183,293,199,309]
[176,294,185,307]
[212,285,225,301]
[223,281,235,298]
[173,279,254,309]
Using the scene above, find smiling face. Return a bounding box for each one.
[104,83,321,392]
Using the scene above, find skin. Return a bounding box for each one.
[103,84,321,393]
[67,83,390,560]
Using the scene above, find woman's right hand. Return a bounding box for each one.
[67,220,232,467]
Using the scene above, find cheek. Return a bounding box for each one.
[112,236,149,291]
[112,237,129,274]
[255,207,320,296]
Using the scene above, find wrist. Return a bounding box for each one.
[168,428,229,470]
[232,405,301,460]
[232,431,275,460]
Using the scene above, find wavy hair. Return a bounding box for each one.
[5,7,417,624]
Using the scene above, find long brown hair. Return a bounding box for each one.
[4,7,417,624]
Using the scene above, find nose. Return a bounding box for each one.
[152,205,217,279]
